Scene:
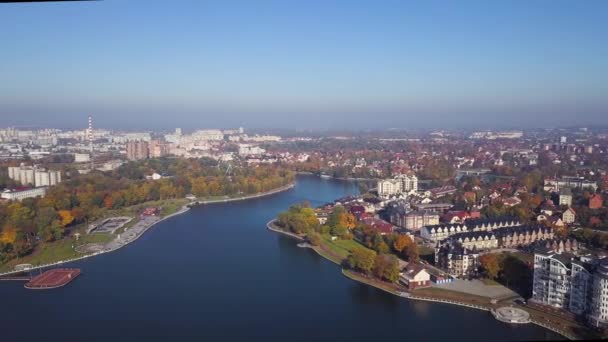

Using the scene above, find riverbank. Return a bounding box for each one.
[265,220,589,340]
[295,171,377,182]
[0,184,295,277]
[192,182,295,205]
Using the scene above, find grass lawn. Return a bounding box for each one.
[319,234,367,260]
[0,198,190,273]
[0,238,80,272]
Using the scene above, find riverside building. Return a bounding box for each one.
[531,250,608,328]
[377,174,418,197]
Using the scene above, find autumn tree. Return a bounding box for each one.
[345,247,377,274]
[58,210,74,227]
[479,253,501,279]
[373,254,400,282]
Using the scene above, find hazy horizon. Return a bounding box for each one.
[1,0,606,130]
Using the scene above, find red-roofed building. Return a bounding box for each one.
[589,194,603,209]
[349,205,366,220]
[399,263,431,290]
[361,217,394,235]
[442,211,471,224]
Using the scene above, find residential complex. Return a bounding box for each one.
[532,250,608,329]
[8,164,61,187]
[377,174,418,197]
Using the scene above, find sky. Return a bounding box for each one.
[0,0,607,131]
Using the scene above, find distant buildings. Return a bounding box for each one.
[559,188,573,207]
[149,139,170,158]
[126,140,149,160]
[469,131,523,140]
[531,251,608,328]
[74,153,91,163]
[1,187,47,201]
[7,164,62,187]
[377,174,418,197]
[543,177,598,192]
[238,144,266,156]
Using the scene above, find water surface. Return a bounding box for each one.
[0,175,561,341]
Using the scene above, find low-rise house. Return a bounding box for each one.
[361,217,394,235]
[562,207,576,224]
[1,186,47,201]
[399,264,431,290]
[502,196,522,207]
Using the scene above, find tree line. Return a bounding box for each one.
[0,159,294,264]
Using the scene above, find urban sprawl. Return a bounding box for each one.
[1,122,608,338]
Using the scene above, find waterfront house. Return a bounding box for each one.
[399,264,431,290]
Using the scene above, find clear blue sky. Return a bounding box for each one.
[0,0,606,130]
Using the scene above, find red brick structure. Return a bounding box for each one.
[589,194,603,209]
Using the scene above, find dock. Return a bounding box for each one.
[24,268,81,290]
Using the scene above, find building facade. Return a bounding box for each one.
[532,251,608,328]
[377,174,418,197]
[435,241,479,278]
[421,217,521,242]
[1,187,47,201]
[126,140,150,160]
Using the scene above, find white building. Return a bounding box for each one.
[238,144,265,156]
[7,165,62,187]
[74,153,91,163]
[532,251,608,328]
[1,187,47,201]
[589,258,608,328]
[377,174,418,197]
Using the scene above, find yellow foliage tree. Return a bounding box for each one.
[393,234,413,253]
[0,224,17,244]
[58,210,74,227]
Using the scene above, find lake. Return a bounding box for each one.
[0,175,561,341]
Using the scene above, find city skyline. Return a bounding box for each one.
[1,0,607,129]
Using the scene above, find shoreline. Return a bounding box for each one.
[192,182,295,205]
[296,171,377,182]
[265,220,574,340]
[0,183,296,278]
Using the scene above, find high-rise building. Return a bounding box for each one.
[6,164,62,187]
[126,141,149,160]
[532,250,608,328]
[149,139,170,158]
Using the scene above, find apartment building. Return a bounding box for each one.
[532,250,608,328]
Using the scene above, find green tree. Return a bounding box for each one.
[346,247,377,274]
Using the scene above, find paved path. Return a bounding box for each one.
[433,279,519,300]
